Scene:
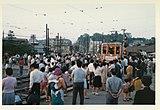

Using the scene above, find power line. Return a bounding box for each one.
[7,4,46,16]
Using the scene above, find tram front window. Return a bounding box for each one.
[116,47,120,54]
[103,46,106,54]
[109,47,114,54]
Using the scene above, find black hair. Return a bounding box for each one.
[93,63,98,69]
[40,67,45,72]
[82,63,87,68]
[141,76,152,87]
[5,60,9,64]
[30,62,36,69]
[71,61,75,66]
[90,59,94,63]
[5,68,13,76]
[77,60,82,68]
[30,62,39,69]
[110,68,116,75]
[102,61,106,66]
[49,67,53,72]
[109,61,114,64]
[124,78,129,83]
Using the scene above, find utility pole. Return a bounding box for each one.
[3,30,4,39]
[56,33,59,53]
[46,24,48,55]
[96,41,97,54]
[86,37,89,54]
[102,32,104,43]
[93,41,95,55]
[47,27,49,55]
[60,36,62,53]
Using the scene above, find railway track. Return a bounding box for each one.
[15,75,73,105]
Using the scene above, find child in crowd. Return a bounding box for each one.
[123,78,130,101]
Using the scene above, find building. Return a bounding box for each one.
[89,38,102,54]
[126,45,155,56]
[29,36,45,54]
[38,37,72,55]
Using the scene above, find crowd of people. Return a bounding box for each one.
[2,52,155,105]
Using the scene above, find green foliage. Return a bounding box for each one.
[3,39,36,57]
[75,32,155,54]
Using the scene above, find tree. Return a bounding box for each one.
[3,39,36,57]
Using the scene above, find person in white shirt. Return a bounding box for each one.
[28,63,42,105]
[123,56,128,75]
[5,61,11,69]
[108,61,115,73]
[92,63,102,95]
[71,54,76,62]
[70,61,78,72]
[39,60,45,70]
[88,59,95,87]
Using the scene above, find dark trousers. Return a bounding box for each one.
[124,66,127,75]
[19,66,23,76]
[72,82,84,105]
[28,83,40,105]
[89,72,94,86]
[106,93,118,104]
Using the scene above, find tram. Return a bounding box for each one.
[100,42,122,62]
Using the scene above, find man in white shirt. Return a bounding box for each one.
[28,63,42,105]
[123,56,128,75]
[88,59,95,87]
[71,60,85,105]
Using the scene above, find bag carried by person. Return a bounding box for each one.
[15,94,23,105]
[26,92,40,104]
[49,79,64,105]
[128,85,134,92]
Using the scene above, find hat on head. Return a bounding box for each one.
[54,68,62,76]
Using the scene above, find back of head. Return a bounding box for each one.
[110,68,116,75]
[71,61,75,66]
[141,76,152,87]
[90,59,94,63]
[93,63,98,69]
[109,61,113,64]
[102,61,106,66]
[40,67,45,72]
[77,60,82,68]
[5,68,13,76]
[30,62,36,69]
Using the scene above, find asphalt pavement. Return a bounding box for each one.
[40,73,155,105]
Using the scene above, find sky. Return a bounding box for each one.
[2,3,155,43]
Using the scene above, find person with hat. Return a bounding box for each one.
[133,75,155,104]
[47,67,66,105]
